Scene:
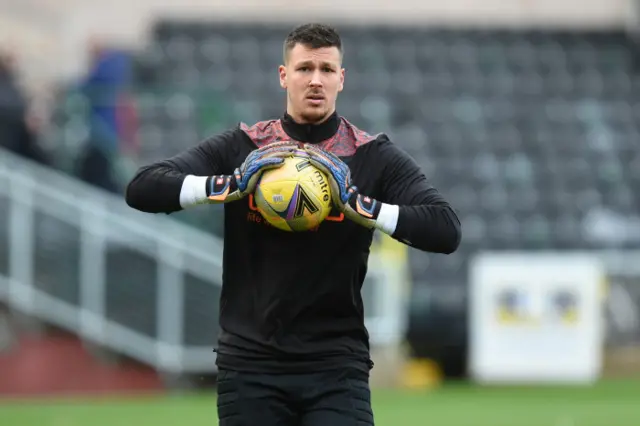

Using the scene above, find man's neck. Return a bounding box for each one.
[286,109,335,126]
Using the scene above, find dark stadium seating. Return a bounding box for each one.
[133,22,640,265]
[42,22,640,357]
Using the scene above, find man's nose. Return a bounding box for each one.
[309,71,323,87]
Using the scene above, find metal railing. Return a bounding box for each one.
[0,147,224,373]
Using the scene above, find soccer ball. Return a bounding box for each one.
[254,153,332,232]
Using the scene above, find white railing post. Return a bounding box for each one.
[79,199,108,344]
[8,174,35,313]
[156,241,185,372]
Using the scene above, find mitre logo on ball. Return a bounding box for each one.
[254,153,332,232]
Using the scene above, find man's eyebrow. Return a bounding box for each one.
[295,60,338,68]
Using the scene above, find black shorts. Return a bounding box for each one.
[216,368,374,426]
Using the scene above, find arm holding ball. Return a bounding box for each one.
[126,133,298,214]
[303,142,461,254]
[204,141,300,204]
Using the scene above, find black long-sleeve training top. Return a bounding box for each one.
[126,111,461,374]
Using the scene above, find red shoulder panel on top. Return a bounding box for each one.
[317,118,378,156]
[240,117,379,156]
[240,120,290,148]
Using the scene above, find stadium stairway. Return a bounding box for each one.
[0,329,164,396]
[0,146,228,392]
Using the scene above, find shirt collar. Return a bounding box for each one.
[281,111,340,144]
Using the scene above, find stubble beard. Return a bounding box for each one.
[300,108,329,124]
[287,92,334,124]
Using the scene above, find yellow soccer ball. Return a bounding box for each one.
[254,153,332,232]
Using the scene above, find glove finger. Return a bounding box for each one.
[242,162,282,193]
[256,147,298,161]
[243,155,291,193]
[249,142,297,163]
[256,157,286,168]
[306,152,328,166]
[302,145,331,162]
[306,155,336,179]
[348,185,358,199]
[334,184,354,206]
[259,151,295,160]
[307,157,335,177]
[243,161,273,181]
[270,140,298,147]
[244,172,263,194]
[303,144,330,159]
[248,158,285,175]
[256,146,294,156]
[292,148,310,158]
[329,180,348,208]
[264,142,299,151]
[317,148,342,165]
[259,141,298,151]
[305,150,334,167]
[304,144,343,166]
[315,152,342,171]
[303,143,334,156]
[233,167,246,191]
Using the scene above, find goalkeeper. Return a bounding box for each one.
[126,23,461,426]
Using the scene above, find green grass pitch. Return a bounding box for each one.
[1,380,638,426]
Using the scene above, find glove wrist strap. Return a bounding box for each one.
[348,194,382,221]
[348,194,399,235]
[206,175,239,203]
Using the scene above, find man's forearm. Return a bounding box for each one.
[392,204,461,254]
[125,164,187,214]
[349,194,461,254]
[126,167,240,214]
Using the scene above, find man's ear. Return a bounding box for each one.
[279,65,287,89]
[339,68,345,92]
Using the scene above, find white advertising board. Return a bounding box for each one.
[468,252,605,384]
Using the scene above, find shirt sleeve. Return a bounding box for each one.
[125,128,240,214]
[374,136,461,254]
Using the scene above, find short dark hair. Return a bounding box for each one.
[283,23,342,63]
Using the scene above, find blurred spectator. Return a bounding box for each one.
[75,38,137,194]
[0,48,50,165]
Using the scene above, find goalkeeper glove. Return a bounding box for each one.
[303,143,382,229]
[207,141,299,203]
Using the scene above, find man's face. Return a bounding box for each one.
[279,43,344,124]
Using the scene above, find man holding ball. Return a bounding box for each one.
[126,23,461,426]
